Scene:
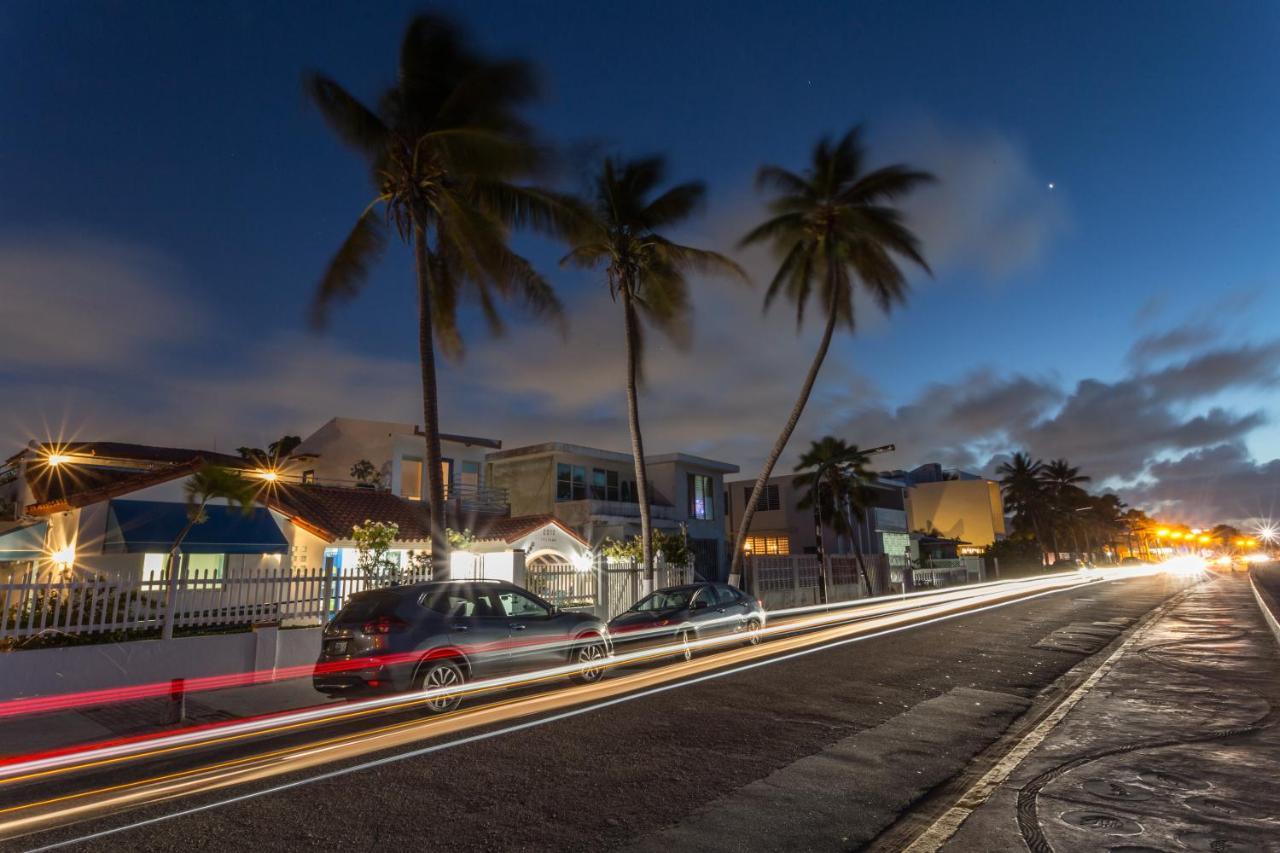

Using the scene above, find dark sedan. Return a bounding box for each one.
[607,583,766,661]
[313,580,611,712]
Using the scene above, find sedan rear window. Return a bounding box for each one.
[632,587,696,612]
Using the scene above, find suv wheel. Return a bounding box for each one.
[415,659,466,714]
[571,637,608,684]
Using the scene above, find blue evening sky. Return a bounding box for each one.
[3,1,1278,520]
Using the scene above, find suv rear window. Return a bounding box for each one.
[334,590,405,623]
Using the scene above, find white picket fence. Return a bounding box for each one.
[0,565,434,642]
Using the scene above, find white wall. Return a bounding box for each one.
[0,626,323,701]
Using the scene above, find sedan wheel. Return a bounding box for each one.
[416,659,465,714]
[745,617,763,646]
[572,639,608,684]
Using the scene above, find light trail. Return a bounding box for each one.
[3,574,1144,851]
[0,571,1098,784]
[0,567,1090,723]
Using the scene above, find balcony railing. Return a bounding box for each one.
[444,482,509,514]
[558,499,681,521]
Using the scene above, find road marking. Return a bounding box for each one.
[14,582,1097,852]
[900,579,1202,852]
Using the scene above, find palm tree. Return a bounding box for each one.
[306,14,578,574]
[729,128,934,582]
[563,156,745,579]
[1041,459,1091,559]
[793,437,874,545]
[793,437,877,595]
[996,452,1048,558]
[161,464,258,640]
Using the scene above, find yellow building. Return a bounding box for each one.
[905,478,1006,552]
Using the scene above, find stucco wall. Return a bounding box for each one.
[0,626,323,701]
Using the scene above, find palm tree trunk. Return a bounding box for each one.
[161,501,206,641]
[414,225,449,577]
[731,302,840,583]
[620,285,654,582]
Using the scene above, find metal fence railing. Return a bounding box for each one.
[523,558,694,621]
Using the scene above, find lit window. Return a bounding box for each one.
[401,457,423,500]
[745,535,790,555]
[688,474,714,521]
[186,553,225,589]
[143,553,168,584]
[459,460,481,490]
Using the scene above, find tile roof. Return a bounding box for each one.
[25,460,204,515]
[471,514,590,548]
[265,484,433,542]
[28,442,250,469]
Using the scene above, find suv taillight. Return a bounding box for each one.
[362,616,407,635]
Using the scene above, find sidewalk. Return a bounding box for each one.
[0,679,333,759]
[934,571,1280,852]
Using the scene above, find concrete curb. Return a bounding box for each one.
[1248,570,1280,647]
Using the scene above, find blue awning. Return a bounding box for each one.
[107,500,288,554]
[0,521,47,561]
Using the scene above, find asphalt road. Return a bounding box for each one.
[5,573,1188,853]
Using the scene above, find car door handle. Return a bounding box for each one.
[510,624,527,631]
[452,625,469,632]
[716,608,726,613]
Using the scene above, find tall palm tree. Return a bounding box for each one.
[306,14,578,574]
[563,156,745,579]
[996,451,1048,557]
[730,128,933,581]
[161,464,257,640]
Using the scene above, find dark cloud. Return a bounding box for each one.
[1122,443,1280,525]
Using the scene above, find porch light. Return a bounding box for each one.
[49,545,75,568]
[572,553,593,572]
[256,470,279,482]
[46,453,72,466]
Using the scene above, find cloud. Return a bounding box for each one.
[1122,443,1280,525]
[1126,323,1221,366]
[0,232,197,372]
[881,118,1069,280]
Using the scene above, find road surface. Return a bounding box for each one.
[1,571,1193,852]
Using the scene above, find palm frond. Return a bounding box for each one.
[841,164,936,204]
[755,165,809,196]
[304,74,388,157]
[739,211,806,250]
[648,236,749,283]
[310,208,387,329]
[472,180,589,238]
[639,182,705,230]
